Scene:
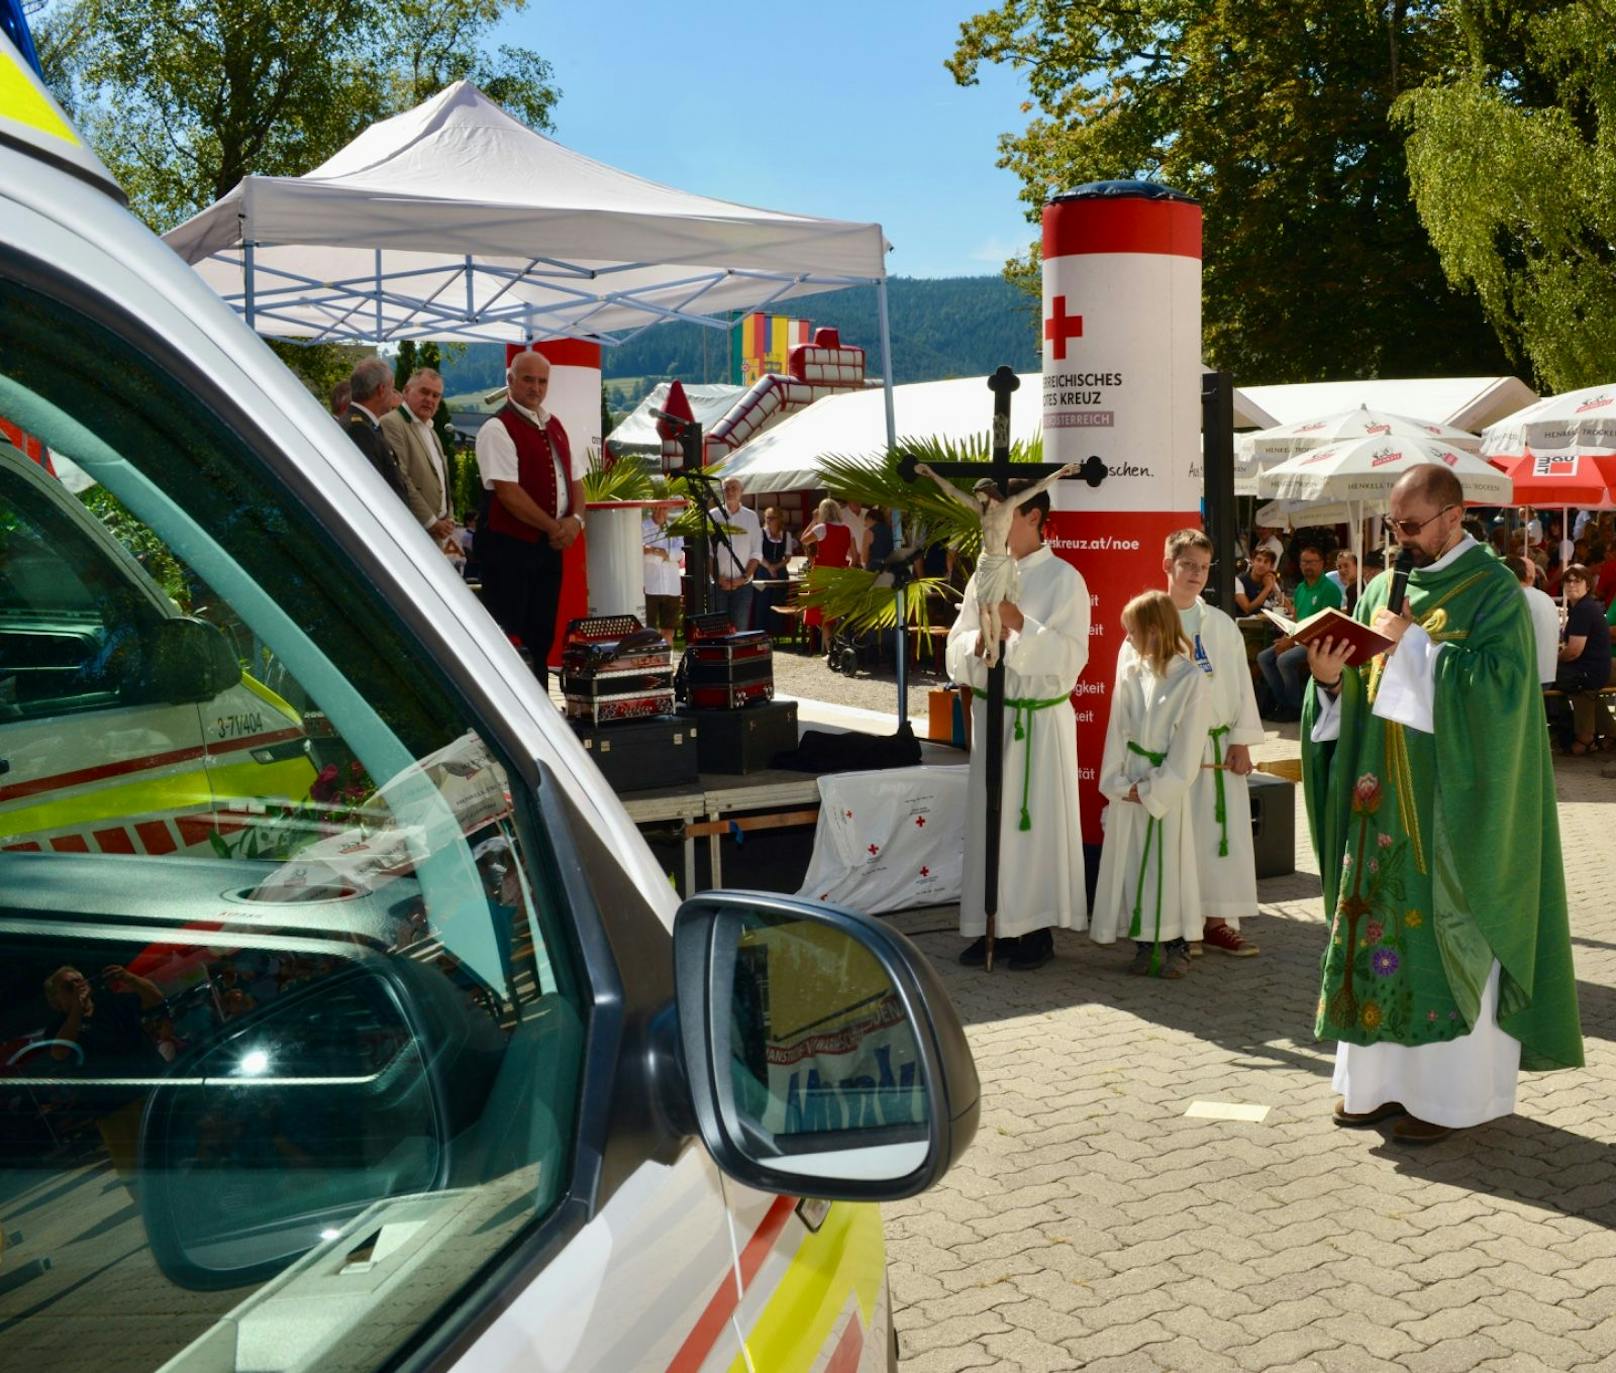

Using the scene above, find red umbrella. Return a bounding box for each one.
[1486,450,1616,506]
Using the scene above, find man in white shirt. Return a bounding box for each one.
[380,368,458,554]
[708,477,762,629]
[642,505,684,645]
[1510,556,1561,686]
[474,350,584,688]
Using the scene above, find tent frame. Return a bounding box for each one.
[230,237,909,722]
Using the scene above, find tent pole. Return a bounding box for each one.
[374,250,384,341]
[243,243,256,331]
[876,276,907,728]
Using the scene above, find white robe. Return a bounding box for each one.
[946,544,1089,938]
[1179,599,1265,923]
[1312,535,1520,1126]
[1091,649,1210,946]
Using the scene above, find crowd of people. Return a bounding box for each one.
[943,463,1580,1146]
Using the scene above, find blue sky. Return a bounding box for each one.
[494,2,1036,279]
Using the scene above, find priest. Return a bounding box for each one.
[1302,463,1582,1143]
[945,478,1090,972]
[1162,529,1265,956]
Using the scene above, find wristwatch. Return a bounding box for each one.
[570,512,585,531]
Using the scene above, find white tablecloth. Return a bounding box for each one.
[796,765,969,913]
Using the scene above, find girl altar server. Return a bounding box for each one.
[1091,590,1211,978]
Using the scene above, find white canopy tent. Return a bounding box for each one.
[1238,376,1536,434]
[722,371,1276,495]
[163,80,899,444]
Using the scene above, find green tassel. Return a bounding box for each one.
[1013,720,1025,740]
[1019,808,1031,831]
[1149,942,1162,975]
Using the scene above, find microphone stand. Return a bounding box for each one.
[652,409,742,620]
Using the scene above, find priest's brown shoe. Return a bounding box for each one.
[1392,1116,1455,1144]
[1333,1097,1405,1127]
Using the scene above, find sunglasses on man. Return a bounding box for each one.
[1382,504,1457,539]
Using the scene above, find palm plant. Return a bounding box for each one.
[796,432,1045,635]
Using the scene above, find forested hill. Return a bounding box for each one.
[435,275,1040,395]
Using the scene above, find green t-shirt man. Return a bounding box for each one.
[1293,558,1344,620]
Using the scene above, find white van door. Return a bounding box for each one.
[0,181,752,1370]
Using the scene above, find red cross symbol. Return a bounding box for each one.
[844,809,853,819]
[919,865,930,878]
[867,844,880,856]
[914,815,927,828]
[1044,295,1083,360]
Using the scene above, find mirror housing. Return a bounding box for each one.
[138,957,502,1291]
[127,615,242,705]
[672,891,978,1202]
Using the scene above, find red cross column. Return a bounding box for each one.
[1040,182,1204,850]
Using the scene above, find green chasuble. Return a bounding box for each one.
[1301,545,1583,1071]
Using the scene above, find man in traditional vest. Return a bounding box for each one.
[474,350,585,689]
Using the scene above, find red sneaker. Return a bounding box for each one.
[1203,922,1259,957]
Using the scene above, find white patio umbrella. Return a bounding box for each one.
[1257,436,1512,596]
[1236,403,1482,496]
[1481,382,1616,458]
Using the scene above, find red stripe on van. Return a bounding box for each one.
[136,821,177,855]
[665,1195,796,1373]
[823,1317,864,1373]
[93,827,137,854]
[50,834,90,852]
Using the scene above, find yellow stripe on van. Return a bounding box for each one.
[1,757,315,844]
[0,51,78,146]
[730,1202,884,1373]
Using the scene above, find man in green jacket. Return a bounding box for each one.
[1301,463,1582,1143]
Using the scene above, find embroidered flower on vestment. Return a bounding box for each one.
[1427,1009,1438,1022]
[1449,1010,1458,1020]
[1361,1002,1383,1031]
[1377,833,1393,849]
[1352,773,1383,815]
[1371,948,1400,977]
[1342,853,1352,870]
[1405,909,1423,929]
[1365,921,1384,944]
[1368,858,1379,874]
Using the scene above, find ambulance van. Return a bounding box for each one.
[0,23,978,1373]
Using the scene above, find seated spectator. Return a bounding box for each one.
[1332,550,1361,613]
[1257,545,1340,720]
[1507,556,1559,687]
[1555,563,1615,754]
[1235,547,1280,615]
[1593,543,1616,607]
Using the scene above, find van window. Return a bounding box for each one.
[0,270,588,1372]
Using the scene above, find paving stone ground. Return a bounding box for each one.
[881,728,1616,1372]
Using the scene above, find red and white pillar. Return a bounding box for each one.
[1040,182,1203,846]
[505,340,602,665]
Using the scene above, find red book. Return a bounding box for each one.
[1262,606,1394,660]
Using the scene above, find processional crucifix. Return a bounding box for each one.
[898,366,1107,971]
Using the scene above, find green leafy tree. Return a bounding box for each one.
[947,0,1514,383]
[38,0,560,232]
[1397,0,1616,390]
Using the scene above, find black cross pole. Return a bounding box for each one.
[898,365,1105,971]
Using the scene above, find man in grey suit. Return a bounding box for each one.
[380,367,458,547]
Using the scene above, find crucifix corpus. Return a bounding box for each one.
[898,365,1106,971]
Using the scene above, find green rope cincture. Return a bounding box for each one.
[1207,723,1231,857]
[1007,694,1070,831]
[1125,740,1167,973]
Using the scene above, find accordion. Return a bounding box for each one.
[561,615,675,724]
[680,612,773,710]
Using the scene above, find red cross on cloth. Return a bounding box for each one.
[1044,295,1083,360]
[919,866,930,878]
[867,844,880,856]
[914,815,926,828]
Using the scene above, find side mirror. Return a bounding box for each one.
[128,615,242,704]
[673,892,979,1202]
[139,960,476,1291]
